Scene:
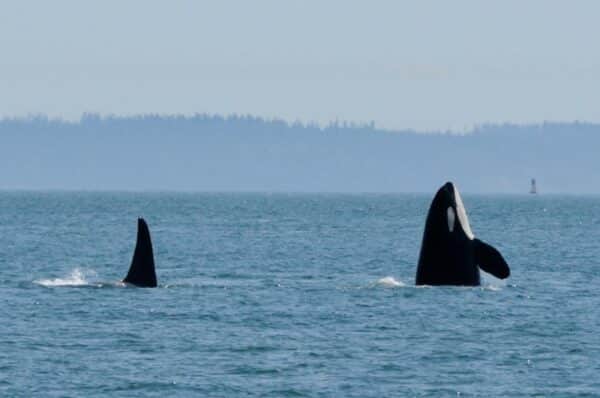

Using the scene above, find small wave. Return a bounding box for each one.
[376,276,406,288]
[34,268,97,287]
[480,271,507,291]
[482,284,502,291]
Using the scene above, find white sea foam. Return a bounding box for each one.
[376,276,405,287]
[480,270,506,291]
[35,268,96,287]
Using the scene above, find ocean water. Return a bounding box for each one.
[1,192,600,397]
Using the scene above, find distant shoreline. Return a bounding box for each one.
[1,112,599,135]
[1,114,599,194]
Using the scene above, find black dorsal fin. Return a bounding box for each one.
[474,238,510,279]
[123,218,157,287]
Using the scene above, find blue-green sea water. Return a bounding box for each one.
[1,192,600,397]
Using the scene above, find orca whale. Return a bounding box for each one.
[123,218,157,287]
[415,182,510,286]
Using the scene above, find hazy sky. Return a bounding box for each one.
[1,0,599,130]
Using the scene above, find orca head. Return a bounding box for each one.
[429,182,475,241]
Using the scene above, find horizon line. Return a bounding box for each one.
[0,188,597,197]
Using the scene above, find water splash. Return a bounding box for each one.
[480,270,507,291]
[34,268,97,287]
[376,276,406,288]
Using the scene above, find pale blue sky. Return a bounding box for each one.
[1,0,598,130]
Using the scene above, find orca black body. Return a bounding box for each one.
[415,182,510,286]
[123,218,157,288]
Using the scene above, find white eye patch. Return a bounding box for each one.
[447,206,455,232]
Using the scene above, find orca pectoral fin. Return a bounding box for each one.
[474,238,510,279]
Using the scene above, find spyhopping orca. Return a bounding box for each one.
[415,182,510,286]
[123,218,157,287]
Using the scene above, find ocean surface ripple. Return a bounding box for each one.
[1,192,600,397]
